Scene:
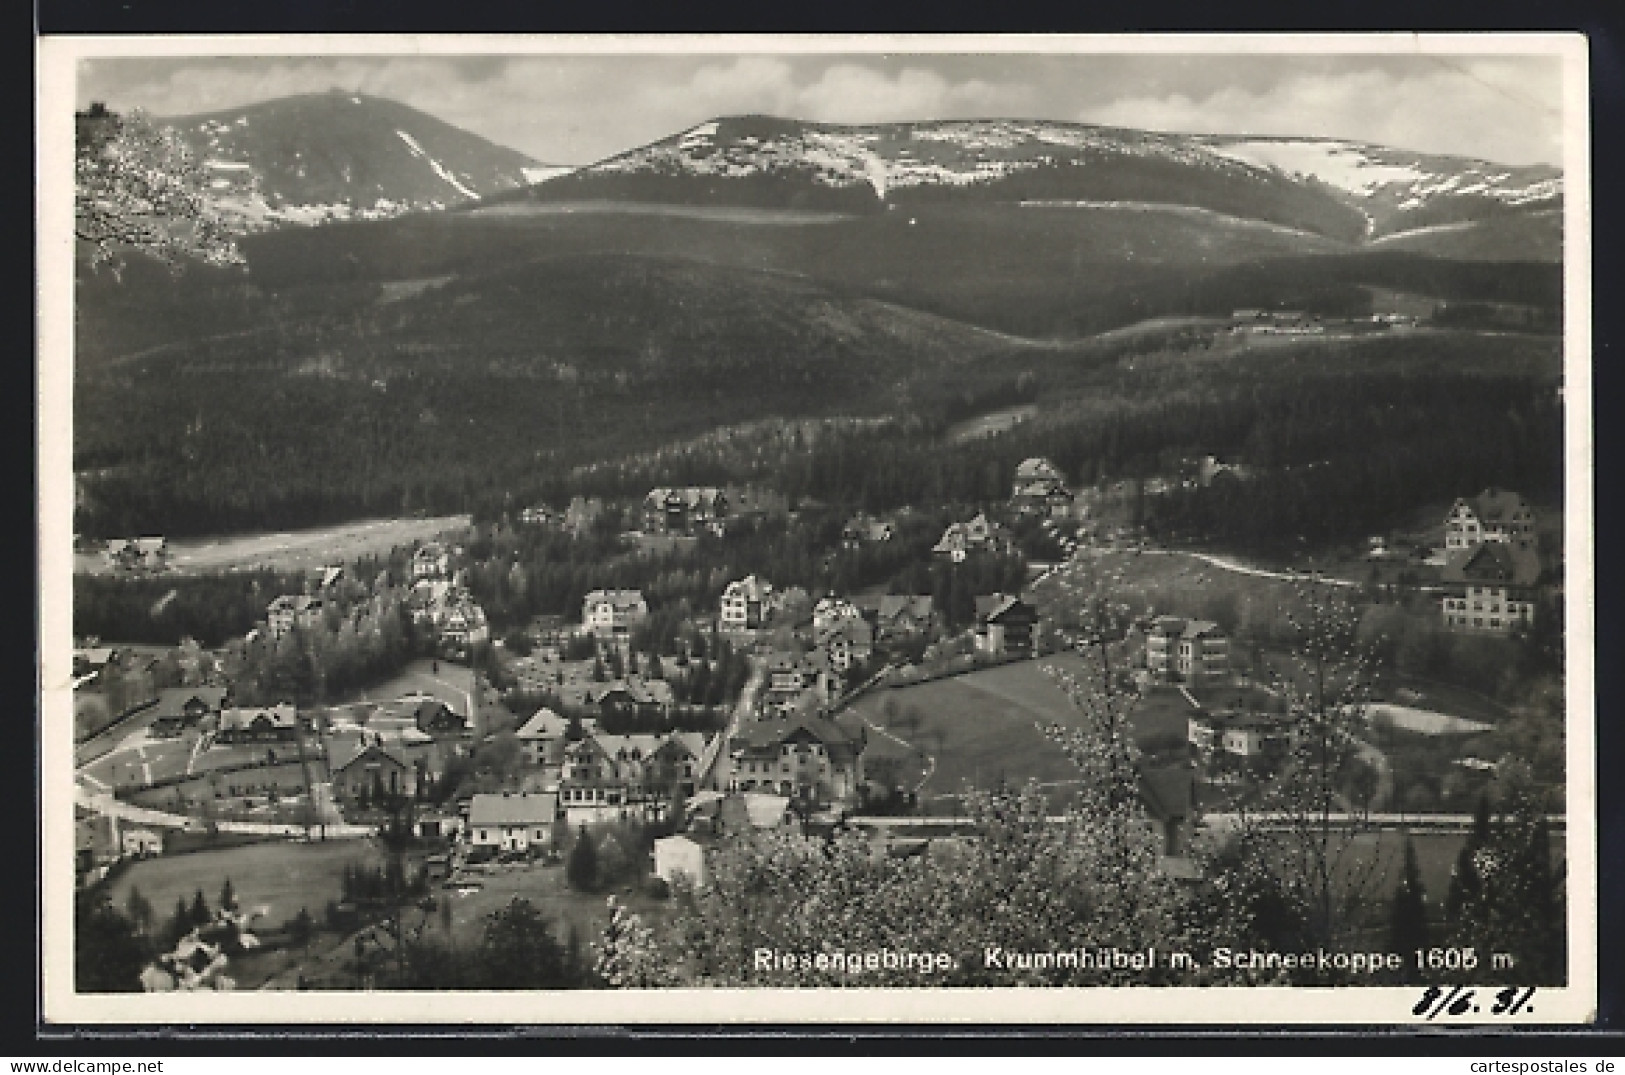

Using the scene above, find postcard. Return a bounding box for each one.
[38,32,1595,1026]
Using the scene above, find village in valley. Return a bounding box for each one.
[62,48,1574,996]
[73,449,1565,990]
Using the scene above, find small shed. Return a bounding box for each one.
[653,835,707,891]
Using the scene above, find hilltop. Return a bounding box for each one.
[512,114,1560,249]
[164,91,567,230]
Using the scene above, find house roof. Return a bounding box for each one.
[328,739,410,774]
[873,594,931,620]
[813,595,863,620]
[468,792,558,827]
[592,733,669,761]
[723,574,773,602]
[515,707,570,741]
[1185,683,1280,715]
[716,793,792,831]
[645,486,726,510]
[1015,457,1066,483]
[1013,480,1071,499]
[817,617,874,646]
[734,713,860,751]
[975,594,1031,623]
[219,703,298,731]
[1442,542,1542,587]
[670,731,710,760]
[153,686,228,719]
[1465,488,1532,524]
[583,589,647,611]
[1148,616,1224,640]
[1138,764,1197,824]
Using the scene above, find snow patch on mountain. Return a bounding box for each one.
[396,129,479,200]
[597,118,1273,194]
[1207,138,1560,208]
[1207,140,1425,196]
[521,164,577,184]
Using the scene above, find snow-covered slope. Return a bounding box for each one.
[532,115,1559,245]
[169,92,553,232]
[1202,137,1561,237]
[594,116,1287,196]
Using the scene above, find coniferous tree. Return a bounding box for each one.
[566,826,598,893]
[75,892,152,992]
[166,896,192,947]
[1388,835,1431,973]
[124,885,153,936]
[189,889,211,928]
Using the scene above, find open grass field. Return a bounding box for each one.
[107,837,382,930]
[431,861,667,950]
[80,731,199,792]
[848,654,1184,807]
[944,403,1039,444]
[1264,827,1565,914]
[338,658,482,731]
[73,515,470,577]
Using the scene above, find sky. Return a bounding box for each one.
[75,49,1568,167]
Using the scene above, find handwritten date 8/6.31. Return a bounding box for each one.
[1413,986,1538,1019]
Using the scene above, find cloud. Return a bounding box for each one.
[79,52,1566,168]
[1080,60,1563,165]
[794,64,1033,123]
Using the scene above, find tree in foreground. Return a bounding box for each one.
[75,106,241,273]
[396,897,584,989]
[75,892,151,992]
[123,885,154,937]
[1215,581,1388,961]
[1443,775,1566,985]
[567,826,599,892]
[1387,835,1431,980]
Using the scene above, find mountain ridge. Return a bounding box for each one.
[522,113,1559,242]
[164,91,562,231]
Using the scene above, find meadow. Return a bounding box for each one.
[107,836,383,930]
[846,654,1185,809]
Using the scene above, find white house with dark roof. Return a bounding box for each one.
[719,574,774,633]
[413,542,451,580]
[149,686,229,738]
[932,513,1010,562]
[1010,458,1074,518]
[216,703,300,743]
[514,706,577,767]
[1145,617,1229,683]
[466,792,560,852]
[1445,488,1537,551]
[973,594,1038,657]
[869,595,936,641]
[1440,541,1542,633]
[817,616,874,674]
[266,594,324,638]
[642,487,729,535]
[812,595,865,636]
[582,589,649,636]
[104,537,168,573]
[729,714,866,804]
